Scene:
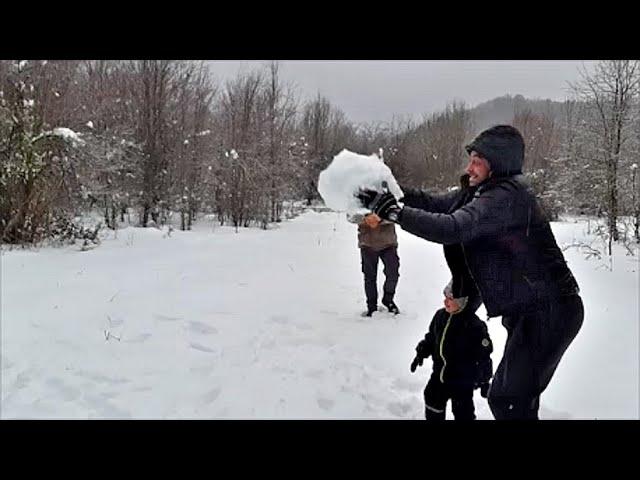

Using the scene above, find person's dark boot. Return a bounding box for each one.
[382,299,400,315]
[361,305,378,317]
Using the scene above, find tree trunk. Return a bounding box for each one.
[142,204,149,227]
[111,205,117,230]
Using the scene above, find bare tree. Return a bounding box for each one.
[404,101,473,190]
[261,62,297,225]
[300,94,332,205]
[217,69,263,228]
[298,94,354,205]
[631,163,639,242]
[129,60,178,227]
[570,60,640,253]
[513,107,562,218]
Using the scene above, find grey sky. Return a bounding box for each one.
[206,60,597,124]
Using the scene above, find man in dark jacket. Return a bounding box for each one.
[357,125,584,420]
[410,258,493,421]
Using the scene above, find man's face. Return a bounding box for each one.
[465,152,492,186]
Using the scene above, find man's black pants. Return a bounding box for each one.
[488,294,584,420]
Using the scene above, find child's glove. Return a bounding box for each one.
[410,339,431,372]
[410,356,424,373]
[415,339,430,358]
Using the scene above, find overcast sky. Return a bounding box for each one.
[206,60,597,124]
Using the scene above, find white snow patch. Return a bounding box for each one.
[1,214,637,419]
[52,127,84,145]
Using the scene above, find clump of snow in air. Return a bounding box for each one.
[317,149,403,213]
[86,121,94,129]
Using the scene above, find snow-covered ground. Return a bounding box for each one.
[1,211,638,419]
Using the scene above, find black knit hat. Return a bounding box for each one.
[465,125,525,177]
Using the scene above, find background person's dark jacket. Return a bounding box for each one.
[418,307,493,388]
[399,176,579,317]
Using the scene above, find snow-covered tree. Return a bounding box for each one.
[568,61,640,253]
[0,61,85,244]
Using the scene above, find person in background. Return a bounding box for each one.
[347,211,400,317]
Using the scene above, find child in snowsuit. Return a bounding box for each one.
[410,265,493,421]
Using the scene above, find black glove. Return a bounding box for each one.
[479,382,490,398]
[410,356,424,373]
[355,188,379,209]
[355,188,402,222]
[415,339,430,358]
[410,339,431,373]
